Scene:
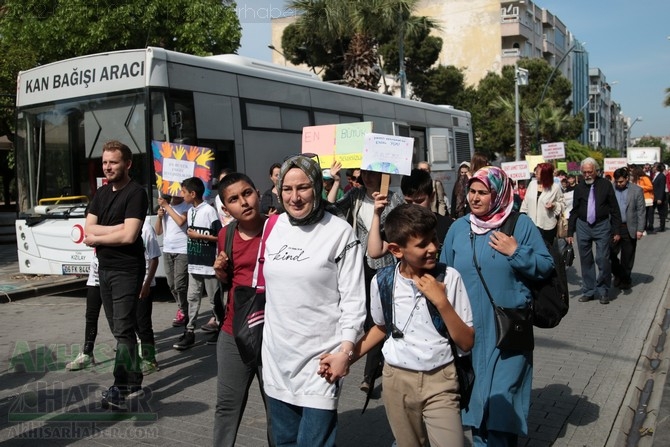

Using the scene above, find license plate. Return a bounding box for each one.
[62,264,90,275]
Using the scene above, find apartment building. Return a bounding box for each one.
[270,0,620,148]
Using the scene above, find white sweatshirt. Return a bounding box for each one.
[262,212,366,410]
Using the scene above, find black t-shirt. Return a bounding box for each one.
[87,180,148,271]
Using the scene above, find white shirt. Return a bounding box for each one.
[262,212,366,410]
[162,201,191,254]
[187,201,220,275]
[142,219,162,287]
[371,264,473,371]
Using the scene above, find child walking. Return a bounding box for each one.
[321,204,474,447]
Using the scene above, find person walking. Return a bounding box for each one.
[566,158,622,305]
[652,163,667,232]
[610,167,646,290]
[520,162,564,244]
[440,166,553,446]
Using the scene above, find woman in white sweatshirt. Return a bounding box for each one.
[261,155,366,447]
[520,162,565,244]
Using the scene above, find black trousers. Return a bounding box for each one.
[362,262,384,384]
[83,286,114,355]
[610,225,637,283]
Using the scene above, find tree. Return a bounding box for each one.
[284,0,438,91]
[664,87,670,108]
[0,0,242,136]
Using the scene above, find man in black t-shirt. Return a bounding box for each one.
[85,140,148,410]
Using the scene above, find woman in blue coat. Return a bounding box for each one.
[440,166,553,446]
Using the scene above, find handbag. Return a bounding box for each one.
[231,215,278,366]
[471,230,534,351]
[562,242,575,267]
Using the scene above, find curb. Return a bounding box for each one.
[0,278,87,303]
[609,274,670,447]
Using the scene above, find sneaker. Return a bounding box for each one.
[173,331,195,350]
[201,317,219,333]
[359,378,370,394]
[172,309,187,327]
[206,331,219,345]
[66,352,95,371]
[578,295,594,303]
[599,296,610,305]
[140,359,160,375]
[101,386,126,410]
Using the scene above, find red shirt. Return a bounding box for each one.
[217,226,262,335]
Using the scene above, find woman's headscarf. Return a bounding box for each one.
[468,166,514,234]
[277,155,326,226]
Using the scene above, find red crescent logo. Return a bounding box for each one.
[71,224,85,244]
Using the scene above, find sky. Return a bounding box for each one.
[234,1,670,139]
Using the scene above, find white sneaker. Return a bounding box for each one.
[66,352,95,371]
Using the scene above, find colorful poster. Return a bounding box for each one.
[567,162,581,174]
[152,140,215,199]
[501,161,530,180]
[361,133,414,176]
[302,122,373,168]
[557,161,567,172]
[541,142,566,160]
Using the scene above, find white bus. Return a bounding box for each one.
[14,47,474,276]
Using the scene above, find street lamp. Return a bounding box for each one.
[627,116,643,149]
[267,45,287,66]
[535,43,585,148]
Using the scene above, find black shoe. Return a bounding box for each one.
[173,331,195,350]
[578,295,594,302]
[613,277,621,287]
[660,228,666,232]
[101,386,126,410]
[599,296,610,305]
[619,281,632,290]
[206,331,219,345]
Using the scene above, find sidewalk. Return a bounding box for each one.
[1,227,670,446]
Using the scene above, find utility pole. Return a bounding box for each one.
[515,65,529,161]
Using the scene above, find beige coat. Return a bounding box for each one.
[520,180,565,230]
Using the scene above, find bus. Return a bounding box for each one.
[14,47,474,276]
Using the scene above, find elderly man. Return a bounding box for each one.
[610,167,646,290]
[567,158,621,304]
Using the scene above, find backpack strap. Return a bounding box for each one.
[221,220,238,290]
[254,213,279,290]
[499,211,520,237]
[376,263,449,339]
[375,265,396,339]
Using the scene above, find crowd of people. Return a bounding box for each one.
[68,139,666,446]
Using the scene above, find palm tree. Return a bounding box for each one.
[287,0,438,91]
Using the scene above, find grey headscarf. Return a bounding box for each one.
[277,155,327,226]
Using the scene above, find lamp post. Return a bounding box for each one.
[267,45,287,66]
[535,43,585,149]
[627,116,643,149]
[515,65,529,161]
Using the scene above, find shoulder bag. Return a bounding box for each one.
[231,214,278,366]
[471,229,534,351]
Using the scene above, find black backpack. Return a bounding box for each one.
[500,212,569,329]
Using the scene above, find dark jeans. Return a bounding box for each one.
[83,286,114,355]
[214,331,273,447]
[135,287,156,362]
[99,268,144,391]
[267,397,337,447]
[610,225,637,284]
[656,201,668,230]
[646,206,655,230]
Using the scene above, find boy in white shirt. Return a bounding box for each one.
[155,195,191,327]
[324,204,474,447]
[173,177,222,350]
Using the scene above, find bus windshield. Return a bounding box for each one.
[15,92,149,216]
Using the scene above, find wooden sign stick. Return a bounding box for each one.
[380,173,390,196]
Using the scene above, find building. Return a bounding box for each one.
[270,0,624,149]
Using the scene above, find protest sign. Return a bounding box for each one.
[152,140,215,199]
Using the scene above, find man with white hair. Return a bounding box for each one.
[566,158,622,304]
